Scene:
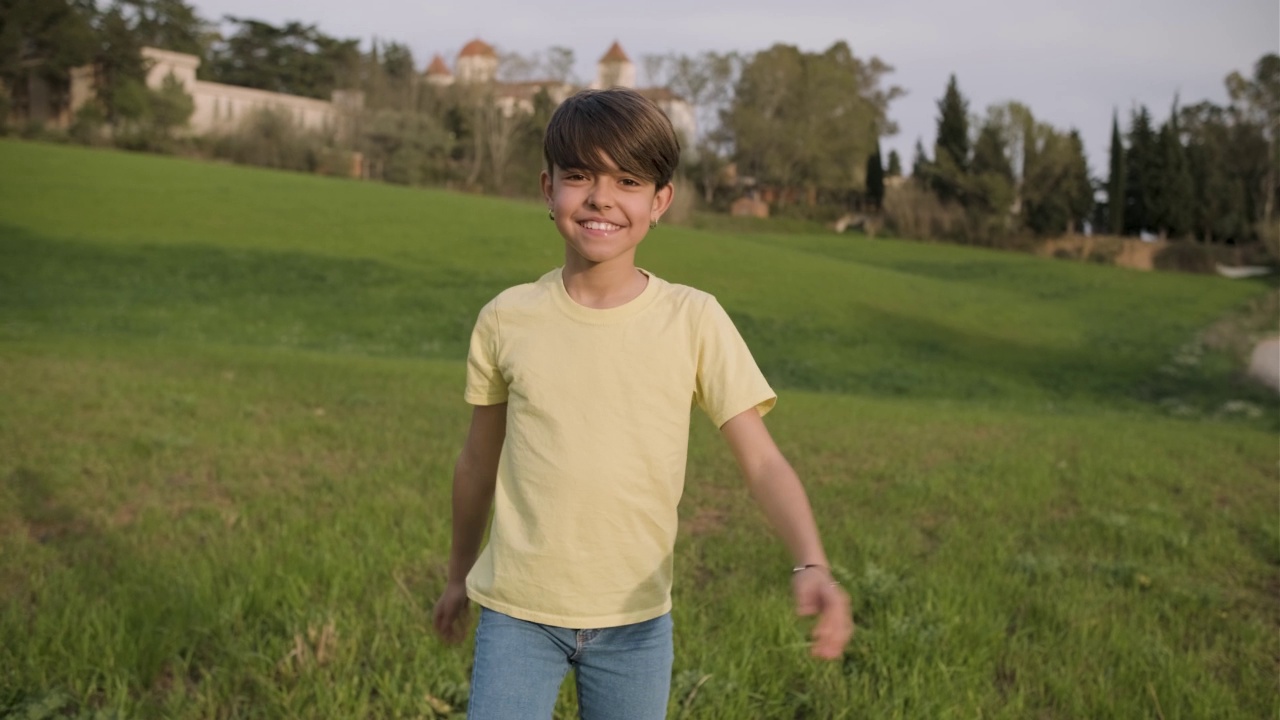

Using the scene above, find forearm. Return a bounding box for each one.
[741,454,829,568]
[446,456,497,584]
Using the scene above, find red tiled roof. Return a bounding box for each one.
[459,38,496,58]
[600,41,630,63]
[425,54,451,76]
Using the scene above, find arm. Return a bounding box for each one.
[719,408,853,660]
[432,402,507,644]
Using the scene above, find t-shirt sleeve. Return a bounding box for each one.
[464,300,509,405]
[693,297,776,427]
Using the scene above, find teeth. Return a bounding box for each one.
[582,221,621,231]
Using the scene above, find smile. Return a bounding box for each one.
[579,220,623,231]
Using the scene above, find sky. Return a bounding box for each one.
[188,0,1278,177]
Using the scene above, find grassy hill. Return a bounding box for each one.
[1,140,1276,718]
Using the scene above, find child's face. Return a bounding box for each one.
[541,155,674,269]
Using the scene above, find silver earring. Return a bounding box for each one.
[548,210,555,221]
[649,219,658,229]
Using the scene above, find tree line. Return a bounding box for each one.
[4,0,1276,262]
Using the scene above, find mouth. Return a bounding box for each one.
[578,219,624,232]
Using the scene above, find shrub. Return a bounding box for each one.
[209,108,335,173]
[883,182,965,241]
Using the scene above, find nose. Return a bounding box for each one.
[587,178,613,209]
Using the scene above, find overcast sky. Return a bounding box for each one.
[189,0,1278,177]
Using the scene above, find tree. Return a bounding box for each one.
[1227,53,1280,244]
[726,41,902,209]
[1065,130,1094,232]
[910,138,929,183]
[969,118,1014,215]
[1181,101,1248,242]
[930,74,970,203]
[966,117,1016,240]
[94,3,149,122]
[204,17,360,99]
[0,0,97,122]
[865,142,884,210]
[115,0,207,55]
[1022,124,1093,236]
[885,149,902,177]
[651,50,742,205]
[1107,111,1126,234]
[1124,106,1159,235]
[1156,102,1194,238]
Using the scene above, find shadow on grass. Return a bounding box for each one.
[4,465,195,712]
[737,303,1279,426]
[0,224,515,359]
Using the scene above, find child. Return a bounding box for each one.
[432,87,852,719]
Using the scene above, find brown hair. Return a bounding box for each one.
[543,88,681,189]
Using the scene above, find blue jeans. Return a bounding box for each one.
[467,607,674,720]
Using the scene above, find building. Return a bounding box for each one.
[137,47,362,136]
[423,39,696,146]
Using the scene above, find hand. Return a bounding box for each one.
[792,567,854,660]
[432,582,472,644]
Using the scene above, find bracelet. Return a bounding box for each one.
[792,564,840,587]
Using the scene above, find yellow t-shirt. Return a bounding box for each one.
[463,267,775,627]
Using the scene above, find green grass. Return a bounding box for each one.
[1,139,1277,718]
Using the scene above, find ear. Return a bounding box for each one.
[540,169,553,207]
[651,181,675,221]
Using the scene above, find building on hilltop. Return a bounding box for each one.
[51,46,363,138]
[422,39,695,146]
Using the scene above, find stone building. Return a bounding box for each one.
[137,47,362,136]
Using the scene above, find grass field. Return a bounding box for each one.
[1,139,1277,719]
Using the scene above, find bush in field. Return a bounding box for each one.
[883,182,965,241]
[358,109,454,186]
[68,103,109,146]
[209,108,340,174]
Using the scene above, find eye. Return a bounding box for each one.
[619,178,641,187]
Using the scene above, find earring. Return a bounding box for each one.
[548,210,555,221]
[649,219,658,229]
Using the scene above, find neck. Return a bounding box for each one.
[561,254,648,309]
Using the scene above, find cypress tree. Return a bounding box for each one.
[911,138,929,185]
[1125,106,1158,235]
[886,149,902,177]
[1066,130,1094,233]
[936,74,970,171]
[1159,101,1195,238]
[1107,111,1126,235]
[866,142,885,211]
[931,74,970,203]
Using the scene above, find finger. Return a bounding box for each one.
[810,593,852,659]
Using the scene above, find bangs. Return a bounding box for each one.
[543,89,680,188]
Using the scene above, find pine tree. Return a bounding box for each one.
[1107,111,1126,235]
[865,142,885,211]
